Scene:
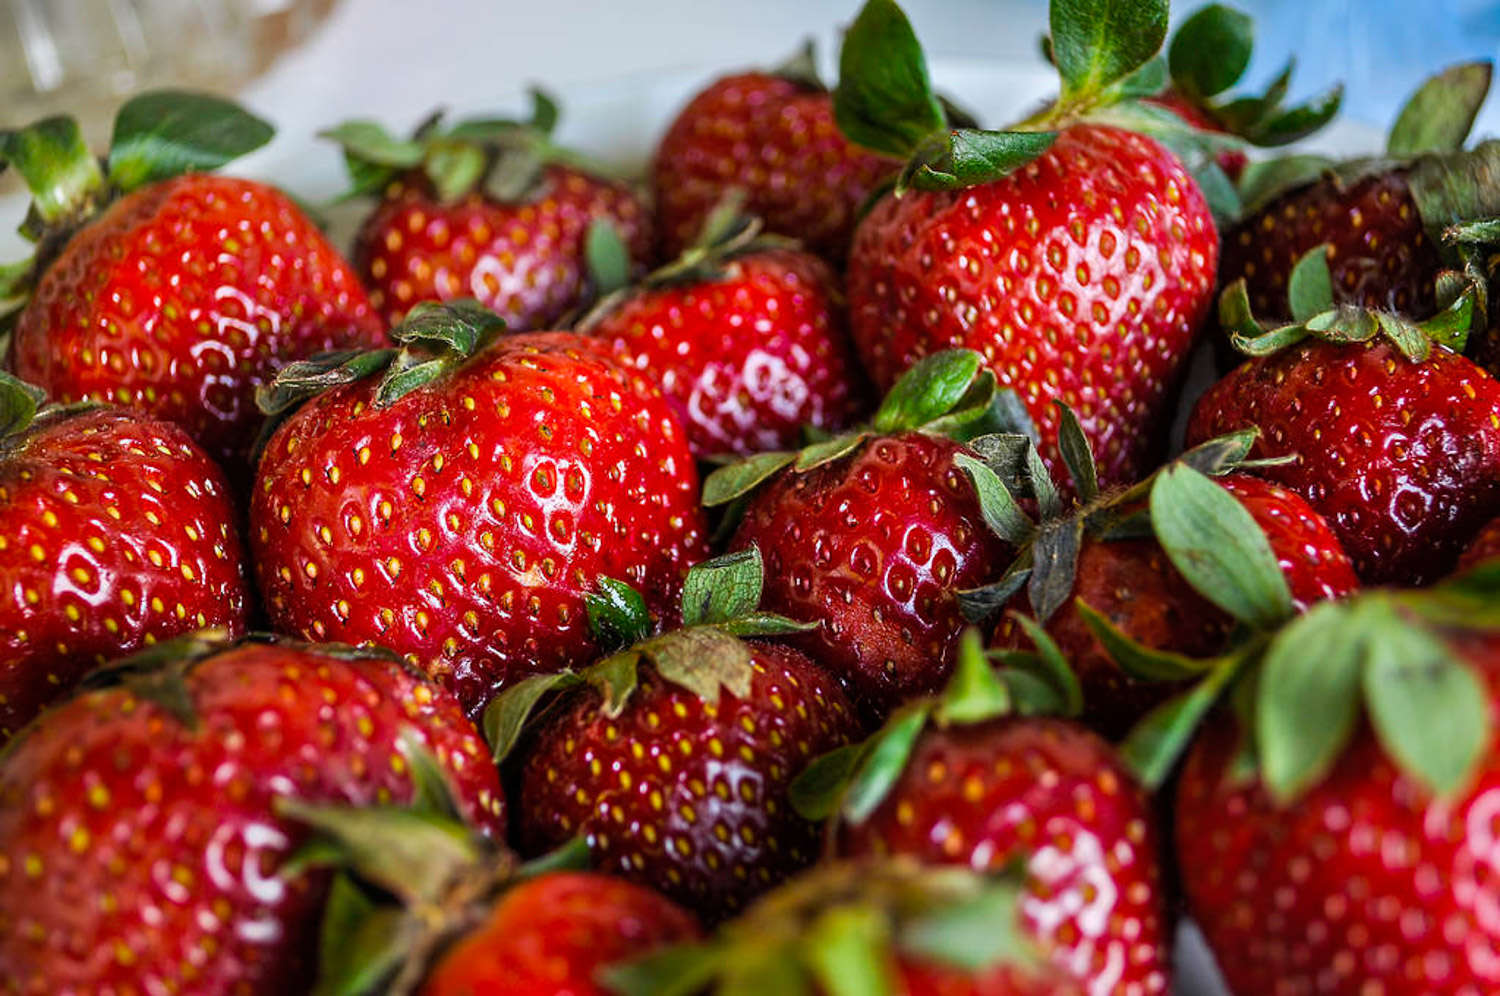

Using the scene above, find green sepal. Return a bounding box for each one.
[525,87,562,136]
[1234,153,1335,216]
[772,39,826,91]
[954,452,1036,546]
[0,255,36,300]
[680,548,765,627]
[701,450,797,507]
[834,0,947,159]
[1387,61,1493,158]
[255,348,399,417]
[794,432,869,471]
[0,116,106,226]
[1053,400,1099,502]
[840,703,933,824]
[626,627,757,710]
[602,943,730,996]
[1119,653,1245,790]
[390,298,505,352]
[0,371,47,438]
[75,629,238,729]
[933,629,1012,725]
[715,613,818,638]
[586,218,632,297]
[400,731,462,822]
[585,577,653,654]
[965,433,1048,500]
[1051,0,1169,109]
[318,120,425,168]
[1408,141,1500,256]
[900,129,1057,194]
[1239,85,1344,147]
[872,349,983,433]
[516,835,592,878]
[1075,599,1217,681]
[1026,517,1085,624]
[1106,56,1168,101]
[1002,612,1084,717]
[107,90,273,193]
[789,740,873,822]
[1287,244,1335,321]
[956,552,1033,624]
[897,864,1040,972]
[803,905,898,996]
[483,670,585,762]
[924,375,1037,442]
[423,138,489,203]
[310,873,409,996]
[1168,4,1253,101]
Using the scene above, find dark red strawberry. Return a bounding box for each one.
[251,301,708,716]
[0,377,250,739]
[651,44,896,260]
[1190,251,1500,584]
[705,349,1019,718]
[0,634,504,995]
[1458,515,1500,572]
[790,631,1169,995]
[3,92,384,471]
[605,860,1081,996]
[327,93,651,331]
[1164,569,1500,995]
[490,549,859,919]
[835,0,1220,490]
[580,211,865,458]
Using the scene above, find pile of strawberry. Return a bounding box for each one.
[2,0,1500,992]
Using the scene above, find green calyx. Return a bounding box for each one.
[0,90,272,303]
[1220,243,1484,362]
[603,859,1046,996]
[0,371,49,439]
[483,547,813,763]
[702,348,1031,508]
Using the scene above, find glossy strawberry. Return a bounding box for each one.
[328,97,651,331]
[0,634,504,995]
[3,94,383,471]
[493,551,859,919]
[583,216,865,458]
[651,49,895,260]
[794,633,1170,995]
[252,302,708,716]
[0,381,250,739]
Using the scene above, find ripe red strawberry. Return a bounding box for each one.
[327,93,651,330]
[251,301,708,716]
[651,45,896,260]
[836,2,1218,490]
[491,550,859,919]
[1169,572,1500,995]
[0,634,504,995]
[705,350,1017,718]
[791,631,1170,995]
[1458,515,1500,572]
[2,93,384,471]
[581,213,866,458]
[1190,255,1500,584]
[0,378,250,739]
[605,859,1081,996]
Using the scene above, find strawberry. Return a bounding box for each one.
[2,92,384,472]
[1189,247,1500,584]
[651,44,896,260]
[580,209,866,458]
[705,349,1020,718]
[326,92,651,330]
[251,301,708,716]
[1156,568,1500,995]
[0,375,250,740]
[0,633,504,995]
[789,630,1171,996]
[606,859,1080,996]
[488,549,859,919]
[836,0,1220,490]
[967,413,1356,736]
[1458,515,1500,572]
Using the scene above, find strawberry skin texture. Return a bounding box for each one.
[0,408,250,739]
[993,474,1358,737]
[846,124,1218,489]
[589,248,866,457]
[517,643,859,919]
[419,872,699,996]
[1458,516,1500,572]
[0,641,504,996]
[1177,633,1500,995]
[1188,340,1500,584]
[10,175,385,469]
[354,166,651,331]
[730,433,1010,718]
[252,332,708,716]
[652,72,896,260]
[839,718,1171,996]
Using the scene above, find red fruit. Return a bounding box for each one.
[0,636,504,995]
[586,246,865,457]
[515,640,858,919]
[355,166,650,330]
[652,71,896,260]
[420,872,699,996]
[0,402,250,739]
[1458,515,1500,572]
[252,318,708,715]
[11,174,383,469]
[847,124,1218,488]
[1187,339,1500,584]
[731,432,1009,716]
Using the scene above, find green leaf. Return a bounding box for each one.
[956,556,1033,624]
[905,129,1056,192]
[0,256,35,301]
[1375,311,1434,362]
[1363,607,1490,799]
[790,741,872,821]
[397,733,460,821]
[0,370,47,437]
[528,86,562,135]
[966,433,1044,497]
[1193,160,1242,228]
[795,432,869,471]
[1107,55,1169,100]
[318,120,424,167]
[899,871,1039,972]
[586,577,652,654]
[1241,85,1344,147]
[702,450,797,507]
[834,0,947,158]
[773,38,826,91]
[872,349,982,433]
[1177,428,1260,477]
[1119,654,1243,790]
[482,670,584,762]
[1053,401,1098,501]
[517,835,592,877]
[1005,612,1084,716]
[954,452,1035,546]
[1075,599,1214,681]
[927,378,1037,443]
[935,629,1011,725]
[1287,244,1334,321]
[590,652,645,717]
[1388,61,1493,158]
[636,628,756,706]
[1026,518,1084,624]
[1051,0,1170,106]
[586,218,632,297]
[422,138,488,202]
[601,943,729,996]
[107,91,273,192]
[716,612,818,638]
[1256,600,1366,804]
[310,874,407,996]
[681,548,764,626]
[1235,153,1333,215]
[803,905,898,996]
[843,703,933,824]
[1150,464,1293,629]
[390,298,505,352]
[1168,4,1253,99]
[0,116,106,223]
[255,348,397,416]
